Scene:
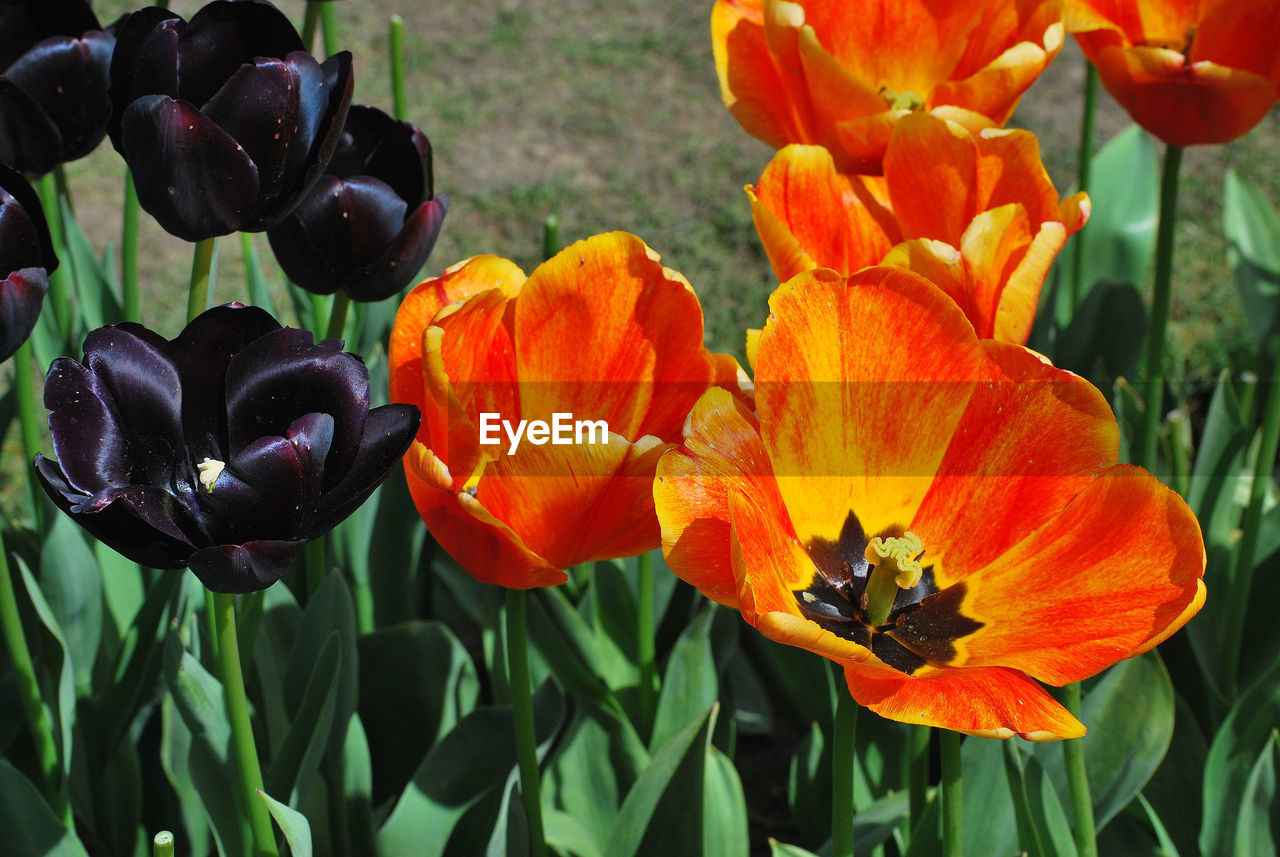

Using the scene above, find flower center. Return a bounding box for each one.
[197,457,226,493]
[880,87,924,111]
[863,532,925,626]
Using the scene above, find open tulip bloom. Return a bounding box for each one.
[655,266,1205,739]
[748,112,1088,345]
[713,0,1065,173]
[1069,0,1280,146]
[107,0,353,241]
[34,304,420,593]
[390,232,747,589]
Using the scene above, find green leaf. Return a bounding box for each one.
[604,704,716,857]
[13,555,76,778]
[95,540,145,657]
[1136,793,1183,857]
[241,233,280,317]
[1140,693,1208,857]
[1033,653,1174,831]
[285,572,357,762]
[704,745,749,857]
[649,605,716,752]
[768,842,820,857]
[159,694,213,857]
[39,514,102,696]
[588,559,640,692]
[1004,743,1078,857]
[258,789,313,857]
[962,734,1019,857]
[1233,732,1279,857]
[0,759,91,857]
[787,721,830,845]
[1054,281,1148,383]
[344,715,378,857]
[528,587,613,705]
[852,789,910,854]
[1224,169,1280,343]
[1203,662,1280,857]
[357,620,480,804]
[60,195,122,333]
[266,632,340,805]
[252,584,302,760]
[545,808,605,857]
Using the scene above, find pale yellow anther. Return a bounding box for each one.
[880,87,925,112]
[197,457,225,494]
[865,532,925,590]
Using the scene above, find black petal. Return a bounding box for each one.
[187,538,306,593]
[0,268,48,362]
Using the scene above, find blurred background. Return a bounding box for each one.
[77,0,1280,371]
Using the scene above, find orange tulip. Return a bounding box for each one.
[389,232,741,589]
[654,267,1205,738]
[749,113,1088,344]
[713,0,1066,172]
[1069,0,1280,145]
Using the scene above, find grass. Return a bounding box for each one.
[52,2,1280,370]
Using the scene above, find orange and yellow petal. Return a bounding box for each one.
[754,267,986,544]
[390,255,526,445]
[941,464,1205,685]
[749,144,897,281]
[402,444,565,589]
[844,661,1085,739]
[476,432,670,571]
[655,387,776,608]
[908,339,1118,585]
[513,232,715,444]
[882,113,980,243]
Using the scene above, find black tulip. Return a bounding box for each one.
[267,105,449,302]
[0,0,115,175]
[108,0,354,242]
[0,164,56,362]
[34,304,420,593]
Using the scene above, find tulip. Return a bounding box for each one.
[107,0,353,241]
[713,0,1065,173]
[0,0,115,175]
[389,232,748,589]
[1069,0,1280,146]
[0,165,56,362]
[34,304,420,593]
[267,105,449,302]
[655,267,1205,738]
[749,113,1088,344]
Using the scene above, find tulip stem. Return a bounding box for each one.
[505,588,547,857]
[187,238,216,323]
[904,725,931,846]
[320,3,340,58]
[0,528,72,827]
[301,3,320,51]
[389,16,407,121]
[1062,683,1098,857]
[210,592,279,857]
[36,172,74,352]
[831,686,858,857]
[1220,336,1280,695]
[14,340,46,531]
[305,537,327,598]
[325,292,350,342]
[1137,144,1183,471]
[123,170,141,322]
[940,730,962,857]
[153,831,175,857]
[542,214,560,261]
[636,551,657,739]
[1069,61,1098,313]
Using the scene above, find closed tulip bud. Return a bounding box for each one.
[0,164,56,362]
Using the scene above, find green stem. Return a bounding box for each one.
[301,3,321,51]
[542,214,560,261]
[1069,61,1098,313]
[211,593,279,857]
[123,170,141,322]
[1062,683,1098,857]
[0,529,71,826]
[37,172,74,351]
[305,537,326,599]
[905,726,931,846]
[389,16,407,121]
[637,551,657,740]
[53,166,73,216]
[187,238,216,323]
[1220,341,1280,694]
[309,293,330,341]
[153,831,175,857]
[325,292,351,342]
[14,340,45,532]
[1138,144,1184,471]
[320,2,340,57]
[506,589,547,857]
[940,730,963,857]
[831,688,858,857]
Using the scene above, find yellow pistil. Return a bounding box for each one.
[197,457,225,493]
[863,532,925,626]
[880,87,925,112]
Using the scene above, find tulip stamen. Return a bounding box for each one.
[197,457,226,493]
[863,532,925,627]
[879,87,924,112]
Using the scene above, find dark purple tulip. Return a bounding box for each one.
[0,164,56,362]
[267,106,449,302]
[34,304,420,593]
[0,0,115,175]
[108,0,354,242]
